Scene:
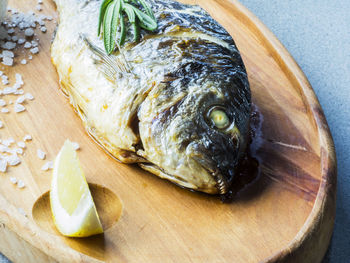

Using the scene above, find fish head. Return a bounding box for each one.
[139,65,251,194]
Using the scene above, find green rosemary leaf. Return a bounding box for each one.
[138,0,155,20]
[103,0,122,54]
[99,0,157,53]
[130,5,157,31]
[98,0,114,36]
[132,20,140,42]
[123,3,136,23]
[119,13,126,45]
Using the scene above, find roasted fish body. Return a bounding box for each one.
[52,0,251,194]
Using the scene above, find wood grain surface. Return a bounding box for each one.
[0,0,336,262]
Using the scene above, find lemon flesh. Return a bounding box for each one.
[50,140,103,237]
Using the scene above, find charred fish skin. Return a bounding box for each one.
[51,0,251,194]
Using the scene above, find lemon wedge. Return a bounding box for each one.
[50,140,103,237]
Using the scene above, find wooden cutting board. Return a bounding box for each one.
[0,0,336,262]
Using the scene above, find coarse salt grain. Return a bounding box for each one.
[0,160,7,172]
[2,41,16,50]
[10,176,17,184]
[17,141,26,148]
[72,142,80,150]
[25,93,34,100]
[16,96,26,104]
[16,148,23,155]
[40,26,47,33]
[21,59,27,65]
[2,50,14,58]
[24,42,31,48]
[24,28,34,37]
[1,108,9,113]
[24,134,32,141]
[0,145,9,152]
[0,99,6,107]
[2,56,13,66]
[41,161,53,171]
[37,149,46,160]
[17,180,25,188]
[7,154,21,166]
[0,120,3,128]
[17,38,25,44]
[2,138,15,146]
[30,47,39,54]
[14,103,26,113]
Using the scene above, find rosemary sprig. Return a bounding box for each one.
[98,0,157,54]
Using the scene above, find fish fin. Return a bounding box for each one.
[82,35,131,82]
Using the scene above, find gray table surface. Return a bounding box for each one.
[1,0,349,262]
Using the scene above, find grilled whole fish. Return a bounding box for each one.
[51,0,251,194]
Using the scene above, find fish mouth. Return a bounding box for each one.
[197,162,232,194]
[211,170,230,194]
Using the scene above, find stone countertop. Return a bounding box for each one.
[1,0,349,262]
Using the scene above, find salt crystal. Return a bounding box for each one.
[24,28,34,37]
[24,42,31,48]
[14,104,26,113]
[2,57,13,66]
[36,5,42,11]
[2,138,15,146]
[21,59,27,65]
[16,96,26,104]
[24,135,32,141]
[72,142,80,151]
[37,149,46,160]
[7,29,15,34]
[17,180,25,189]
[1,108,9,113]
[25,93,34,100]
[14,90,24,95]
[10,177,17,184]
[0,145,8,152]
[41,161,53,171]
[16,148,23,155]
[40,27,47,33]
[17,38,25,44]
[0,120,3,128]
[2,50,14,58]
[0,71,3,76]
[47,16,53,21]
[2,79,9,85]
[11,36,18,42]
[7,155,21,166]
[31,40,38,47]
[0,160,7,172]
[17,141,26,148]
[30,47,39,54]
[15,73,23,84]
[0,99,6,107]
[2,41,16,50]
[28,55,33,60]
[38,0,43,4]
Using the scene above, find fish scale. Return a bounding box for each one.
[51,0,251,194]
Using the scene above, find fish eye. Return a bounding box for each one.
[206,106,231,130]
